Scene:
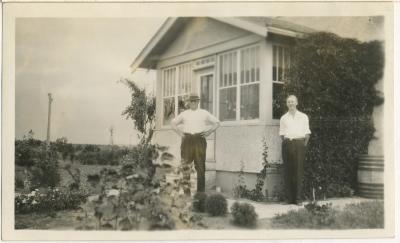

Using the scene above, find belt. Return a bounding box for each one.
[284,137,305,141]
[184,132,202,136]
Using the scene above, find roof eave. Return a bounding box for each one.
[211,17,268,37]
[267,26,310,38]
[130,17,178,73]
[131,17,311,73]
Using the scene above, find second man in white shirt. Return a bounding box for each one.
[279,95,311,205]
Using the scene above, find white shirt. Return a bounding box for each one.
[171,109,220,134]
[279,110,311,139]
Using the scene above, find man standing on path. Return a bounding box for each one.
[171,93,220,195]
[280,95,311,205]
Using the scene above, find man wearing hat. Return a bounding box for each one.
[171,93,220,195]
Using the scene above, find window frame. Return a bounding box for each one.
[161,63,193,127]
[217,44,261,124]
[272,44,292,121]
[197,71,216,115]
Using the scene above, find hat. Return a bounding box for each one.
[188,93,200,101]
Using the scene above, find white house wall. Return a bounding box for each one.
[161,18,252,62]
[153,18,286,177]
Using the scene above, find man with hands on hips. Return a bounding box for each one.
[171,93,220,195]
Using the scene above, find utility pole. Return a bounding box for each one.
[46,93,53,146]
[109,126,114,146]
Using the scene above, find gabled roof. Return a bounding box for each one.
[131,17,315,72]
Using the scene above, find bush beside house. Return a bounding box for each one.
[283,32,384,199]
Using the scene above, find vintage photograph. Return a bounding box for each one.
[2,1,395,240]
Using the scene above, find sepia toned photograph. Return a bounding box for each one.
[2,1,396,240]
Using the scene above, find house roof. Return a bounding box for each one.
[131,17,315,72]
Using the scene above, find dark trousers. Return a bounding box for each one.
[180,133,207,194]
[282,139,306,203]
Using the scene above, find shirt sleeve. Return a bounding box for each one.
[304,114,311,135]
[171,112,184,125]
[279,116,286,136]
[206,111,220,124]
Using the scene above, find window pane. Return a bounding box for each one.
[220,56,224,87]
[241,46,259,84]
[273,83,285,119]
[284,48,290,80]
[178,96,188,114]
[163,97,175,125]
[178,63,192,94]
[278,47,283,81]
[273,46,277,81]
[250,48,255,82]
[219,87,236,121]
[219,51,237,88]
[200,75,213,114]
[240,84,259,120]
[233,52,237,85]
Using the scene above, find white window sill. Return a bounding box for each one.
[156,120,280,131]
[219,119,261,127]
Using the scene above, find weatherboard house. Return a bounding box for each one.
[130,17,384,197]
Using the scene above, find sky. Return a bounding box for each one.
[15,17,384,145]
[16,18,165,145]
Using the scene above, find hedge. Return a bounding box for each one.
[283,32,384,198]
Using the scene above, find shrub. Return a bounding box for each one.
[205,193,227,216]
[15,130,43,167]
[15,178,24,189]
[15,188,87,214]
[282,32,384,198]
[230,202,258,227]
[192,192,207,212]
[30,145,60,189]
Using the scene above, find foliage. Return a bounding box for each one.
[146,196,176,230]
[272,200,383,229]
[75,143,193,231]
[15,178,24,189]
[205,194,227,216]
[233,139,270,202]
[192,192,208,212]
[63,164,81,190]
[54,137,75,161]
[76,145,129,165]
[249,138,270,201]
[282,32,384,198]
[30,144,61,189]
[15,188,87,214]
[233,161,249,199]
[121,79,156,144]
[15,130,43,167]
[230,202,258,227]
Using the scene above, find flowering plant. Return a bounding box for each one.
[15,187,87,214]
